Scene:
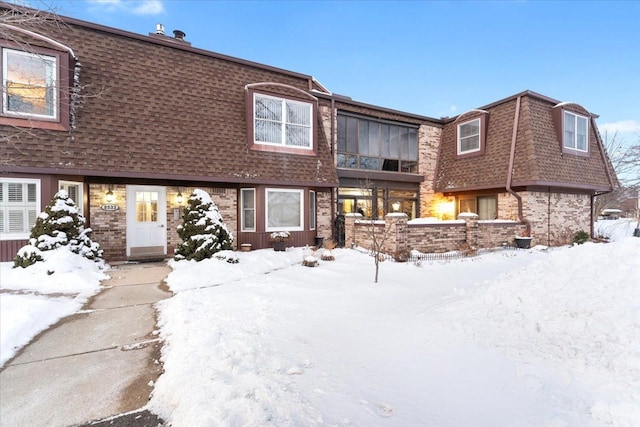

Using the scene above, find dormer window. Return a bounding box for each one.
[1,41,71,131]
[457,118,481,155]
[254,93,312,150]
[2,48,57,120]
[563,111,588,153]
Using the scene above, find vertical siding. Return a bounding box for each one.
[0,240,28,263]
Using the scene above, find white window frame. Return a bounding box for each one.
[265,188,304,232]
[0,178,41,240]
[254,93,313,150]
[59,180,83,216]
[2,48,58,120]
[240,188,256,232]
[309,190,316,230]
[457,118,481,155]
[563,111,589,153]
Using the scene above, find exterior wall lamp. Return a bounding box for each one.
[176,189,184,205]
[392,201,401,212]
[105,189,115,203]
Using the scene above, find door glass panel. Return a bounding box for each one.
[136,191,158,222]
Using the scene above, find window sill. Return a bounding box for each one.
[561,148,590,158]
[0,115,69,131]
[249,143,317,156]
[0,233,30,241]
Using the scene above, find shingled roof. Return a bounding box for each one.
[1,10,337,187]
[435,91,617,193]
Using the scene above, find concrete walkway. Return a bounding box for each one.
[0,262,171,427]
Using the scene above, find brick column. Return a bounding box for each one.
[344,213,362,248]
[459,212,479,248]
[386,213,408,253]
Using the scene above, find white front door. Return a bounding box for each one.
[126,185,167,258]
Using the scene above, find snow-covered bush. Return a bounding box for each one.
[320,249,335,261]
[174,189,233,261]
[13,245,43,268]
[302,255,319,267]
[573,230,590,245]
[13,190,103,268]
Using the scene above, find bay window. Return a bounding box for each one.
[309,190,316,230]
[266,188,303,231]
[240,188,256,231]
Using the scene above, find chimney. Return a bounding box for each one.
[155,23,165,35]
[173,30,186,41]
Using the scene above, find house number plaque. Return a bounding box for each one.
[100,204,119,211]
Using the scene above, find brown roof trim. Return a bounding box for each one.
[442,90,599,123]
[2,166,337,188]
[314,92,442,125]
[337,168,424,183]
[439,179,610,193]
[1,2,317,83]
[440,184,507,193]
[513,180,612,192]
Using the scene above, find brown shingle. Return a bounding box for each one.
[435,92,615,193]
[1,17,337,187]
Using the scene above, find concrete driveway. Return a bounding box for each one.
[0,262,171,427]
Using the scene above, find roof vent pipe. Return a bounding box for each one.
[155,24,165,35]
[173,30,186,40]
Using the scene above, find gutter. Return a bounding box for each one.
[0,23,77,59]
[506,96,531,234]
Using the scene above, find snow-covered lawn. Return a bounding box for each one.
[148,237,640,426]
[2,222,638,425]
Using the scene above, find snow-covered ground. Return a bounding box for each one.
[0,247,107,366]
[148,235,640,426]
[2,222,638,425]
[595,218,639,242]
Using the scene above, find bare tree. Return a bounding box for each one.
[352,179,405,283]
[595,131,640,218]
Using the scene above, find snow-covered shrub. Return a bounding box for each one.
[174,189,233,261]
[13,190,103,268]
[320,249,335,261]
[13,245,43,268]
[302,255,319,267]
[573,230,590,245]
[215,251,239,264]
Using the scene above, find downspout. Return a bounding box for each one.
[506,96,531,234]
[331,97,337,242]
[589,115,617,237]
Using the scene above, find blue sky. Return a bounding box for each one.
[35,0,640,142]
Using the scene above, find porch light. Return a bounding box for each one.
[176,191,184,205]
[105,189,114,203]
[392,201,401,212]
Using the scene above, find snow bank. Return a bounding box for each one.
[448,239,640,426]
[0,247,108,366]
[595,219,639,242]
[166,247,309,292]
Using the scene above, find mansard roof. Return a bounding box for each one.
[435,91,617,193]
[1,5,337,187]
